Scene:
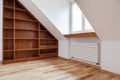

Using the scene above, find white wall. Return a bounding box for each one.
[75,0,120,74]
[59,39,70,59]
[32,0,70,34]
[75,0,120,41]
[0,0,3,61]
[101,41,120,74]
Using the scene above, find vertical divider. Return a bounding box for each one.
[13,0,16,59]
[56,40,58,57]
[2,0,4,62]
[38,23,40,57]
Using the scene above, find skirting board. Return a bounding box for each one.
[70,58,100,69]
[101,69,120,77]
[60,57,120,76]
[71,57,100,66]
[59,56,100,69]
[58,57,69,60]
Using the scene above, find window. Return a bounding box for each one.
[71,2,94,33]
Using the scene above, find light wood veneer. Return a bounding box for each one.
[0,58,119,80]
[64,32,98,38]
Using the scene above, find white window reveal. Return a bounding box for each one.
[71,2,94,33]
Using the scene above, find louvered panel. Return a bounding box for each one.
[71,42,99,64]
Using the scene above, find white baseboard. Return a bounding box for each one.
[71,57,100,66]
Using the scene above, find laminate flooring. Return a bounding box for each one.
[0,58,120,80]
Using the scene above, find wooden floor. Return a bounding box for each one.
[0,58,120,80]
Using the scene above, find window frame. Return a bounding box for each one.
[70,1,94,33]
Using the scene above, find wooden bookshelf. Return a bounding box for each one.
[15,8,27,12]
[4,6,14,10]
[40,30,48,32]
[3,0,58,64]
[15,28,38,31]
[39,24,58,58]
[40,45,58,49]
[40,38,56,40]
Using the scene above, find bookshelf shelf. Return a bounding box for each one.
[3,0,58,64]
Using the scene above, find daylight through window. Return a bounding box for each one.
[71,2,94,33]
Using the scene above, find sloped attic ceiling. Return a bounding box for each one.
[75,0,120,41]
[18,0,67,40]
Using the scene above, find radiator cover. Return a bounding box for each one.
[70,42,99,64]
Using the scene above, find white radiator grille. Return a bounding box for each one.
[70,42,99,64]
